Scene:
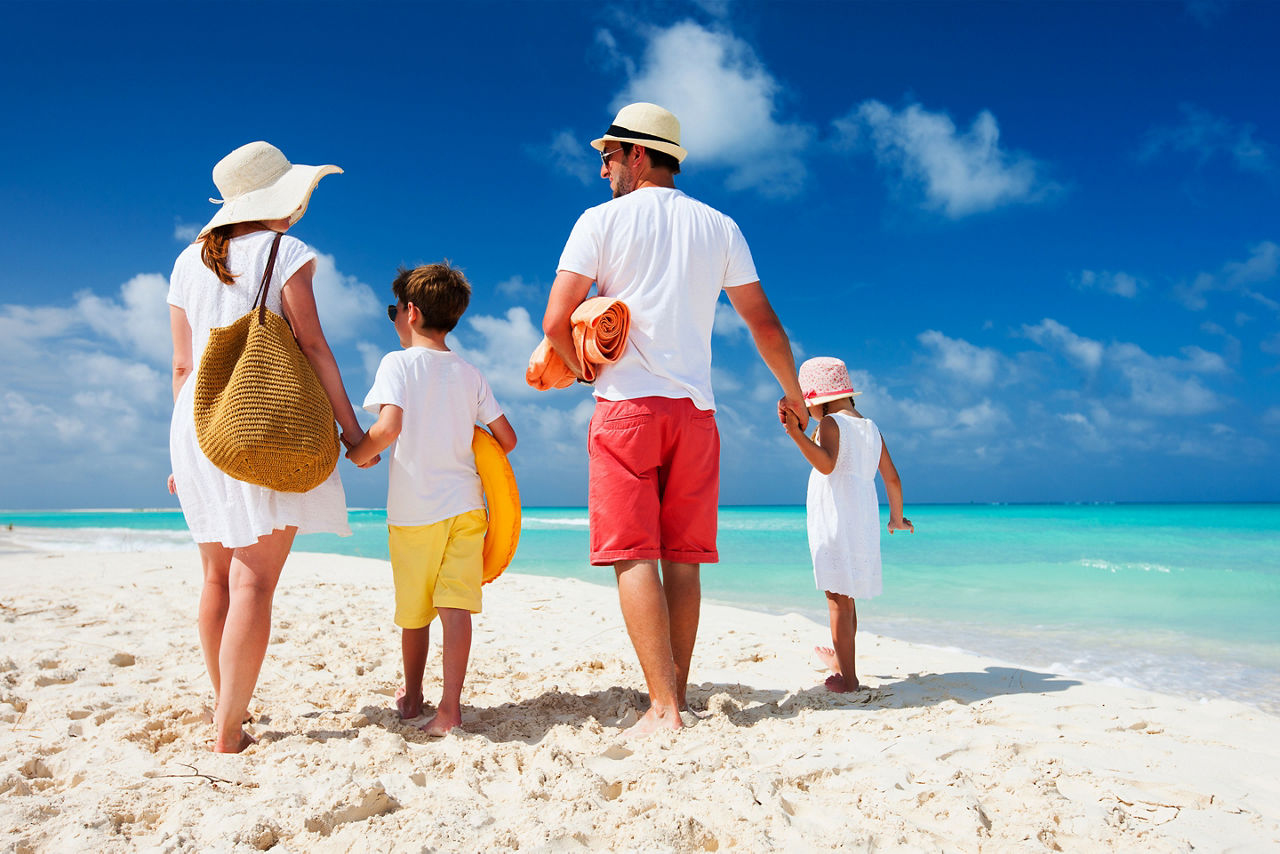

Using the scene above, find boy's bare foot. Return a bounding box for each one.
[823,673,862,693]
[395,685,424,720]
[211,729,256,753]
[624,705,684,738]
[814,645,840,673]
[419,709,460,737]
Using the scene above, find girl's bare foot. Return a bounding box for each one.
[814,645,840,672]
[823,673,861,693]
[395,685,424,720]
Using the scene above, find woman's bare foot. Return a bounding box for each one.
[814,645,840,672]
[419,709,460,737]
[395,685,424,720]
[211,729,256,753]
[823,673,861,693]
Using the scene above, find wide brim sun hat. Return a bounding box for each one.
[799,356,862,406]
[197,141,342,239]
[590,102,688,164]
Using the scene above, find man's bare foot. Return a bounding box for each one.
[395,685,424,720]
[823,673,861,693]
[624,705,684,738]
[211,729,256,753]
[814,645,840,673]
[419,709,460,737]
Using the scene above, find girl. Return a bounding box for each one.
[167,141,370,752]
[782,357,913,692]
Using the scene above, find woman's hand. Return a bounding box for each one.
[167,474,177,495]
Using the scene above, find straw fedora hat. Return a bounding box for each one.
[197,141,342,239]
[799,357,862,406]
[591,102,688,164]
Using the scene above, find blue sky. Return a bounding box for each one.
[1,0,1277,509]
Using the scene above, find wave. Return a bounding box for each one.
[1080,558,1174,574]
[4,526,194,553]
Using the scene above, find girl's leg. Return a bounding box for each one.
[398,626,430,719]
[213,526,296,752]
[824,591,859,692]
[196,542,234,703]
[422,607,471,736]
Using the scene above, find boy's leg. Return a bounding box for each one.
[422,607,471,736]
[399,626,429,719]
[822,591,859,692]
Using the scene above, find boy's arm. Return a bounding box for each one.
[347,404,403,467]
[486,415,517,454]
[784,411,839,475]
[878,439,913,533]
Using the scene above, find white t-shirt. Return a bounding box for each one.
[557,187,758,411]
[363,348,503,527]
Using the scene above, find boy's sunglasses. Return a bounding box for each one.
[387,304,398,321]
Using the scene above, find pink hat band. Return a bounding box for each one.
[804,387,854,400]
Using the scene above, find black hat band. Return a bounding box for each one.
[606,124,679,147]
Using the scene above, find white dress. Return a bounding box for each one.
[167,231,351,548]
[806,412,883,599]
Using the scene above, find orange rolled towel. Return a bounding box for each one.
[526,297,630,390]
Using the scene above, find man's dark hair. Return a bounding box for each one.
[621,141,681,175]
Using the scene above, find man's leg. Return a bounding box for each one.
[660,560,700,709]
[615,559,683,734]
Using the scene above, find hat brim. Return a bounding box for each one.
[591,134,687,164]
[805,390,861,406]
[197,163,342,239]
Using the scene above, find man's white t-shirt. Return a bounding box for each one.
[363,348,503,527]
[557,187,758,411]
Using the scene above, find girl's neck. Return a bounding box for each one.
[825,400,856,416]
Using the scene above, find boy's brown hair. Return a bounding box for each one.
[392,262,471,332]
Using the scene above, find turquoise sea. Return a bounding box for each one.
[3,504,1278,712]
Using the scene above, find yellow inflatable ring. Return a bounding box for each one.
[472,426,521,584]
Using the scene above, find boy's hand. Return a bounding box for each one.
[888,517,914,534]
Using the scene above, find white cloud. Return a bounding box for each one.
[75,273,173,366]
[451,306,546,401]
[174,222,200,242]
[1174,241,1280,312]
[1076,269,1144,299]
[917,329,1005,385]
[712,301,749,342]
[1141,104,1275,174]
[1022,318,1104,374]
[539,128,598,186]
[495,275,544,302]
[602,20,813,196]
[837,100,1051,217]
[310,252,382,343]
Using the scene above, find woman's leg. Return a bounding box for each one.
[196,542,234,703]
[213,526,297,752]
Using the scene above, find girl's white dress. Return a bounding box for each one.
[167,231,351,548]
[806,411,883,599]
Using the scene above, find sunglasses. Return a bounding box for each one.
[386,304,399,321]
[599,146,623,164]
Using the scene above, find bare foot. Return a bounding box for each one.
[419,709,460,737]
[814,645,839,673]
[624,705,684,738]
[823,673,861,693]
[212,729,256,753]
[395,685,424,720]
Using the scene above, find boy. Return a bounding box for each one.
[347,263,517,736]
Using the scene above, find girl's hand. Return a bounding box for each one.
[888,517,914,534]
[782,407,802,435]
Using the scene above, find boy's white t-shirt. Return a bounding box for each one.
[363,347,503,527]
[557,187,758,412]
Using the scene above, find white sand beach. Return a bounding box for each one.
[2,546,1278,851]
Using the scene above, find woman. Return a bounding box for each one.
[167,141,367,752]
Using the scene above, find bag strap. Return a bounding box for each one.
[252,232,285,325]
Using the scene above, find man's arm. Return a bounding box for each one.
[724,282,807,429]
[542,270,595,380]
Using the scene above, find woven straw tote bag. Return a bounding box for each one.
[193,233,340,492]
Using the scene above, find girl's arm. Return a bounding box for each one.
[170,306,193,403]
[783,410,840,475]
[486,415,518,454]
[347,404,402,467]
[878,438,914,533]
[280,260,364,446]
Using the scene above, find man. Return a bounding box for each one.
[543,102,807,735]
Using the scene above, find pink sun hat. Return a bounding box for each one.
[798,357,862,406]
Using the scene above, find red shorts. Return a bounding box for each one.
[587,396,719,566]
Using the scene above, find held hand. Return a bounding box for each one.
[782,406,802,435]
[167,474,176,495]
[778,394,809,431]
[888,517,914,534]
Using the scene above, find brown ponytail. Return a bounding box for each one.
[200,225,237,285]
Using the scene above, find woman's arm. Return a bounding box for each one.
[170,306,193,403]
[280,259,363,445]
[784,411,840,475]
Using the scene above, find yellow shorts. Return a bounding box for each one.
[387,508,487,629]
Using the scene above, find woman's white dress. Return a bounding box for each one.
[167,231,351,548]
[806,411,883,599]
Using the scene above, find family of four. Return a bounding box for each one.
[167,103,910,753]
